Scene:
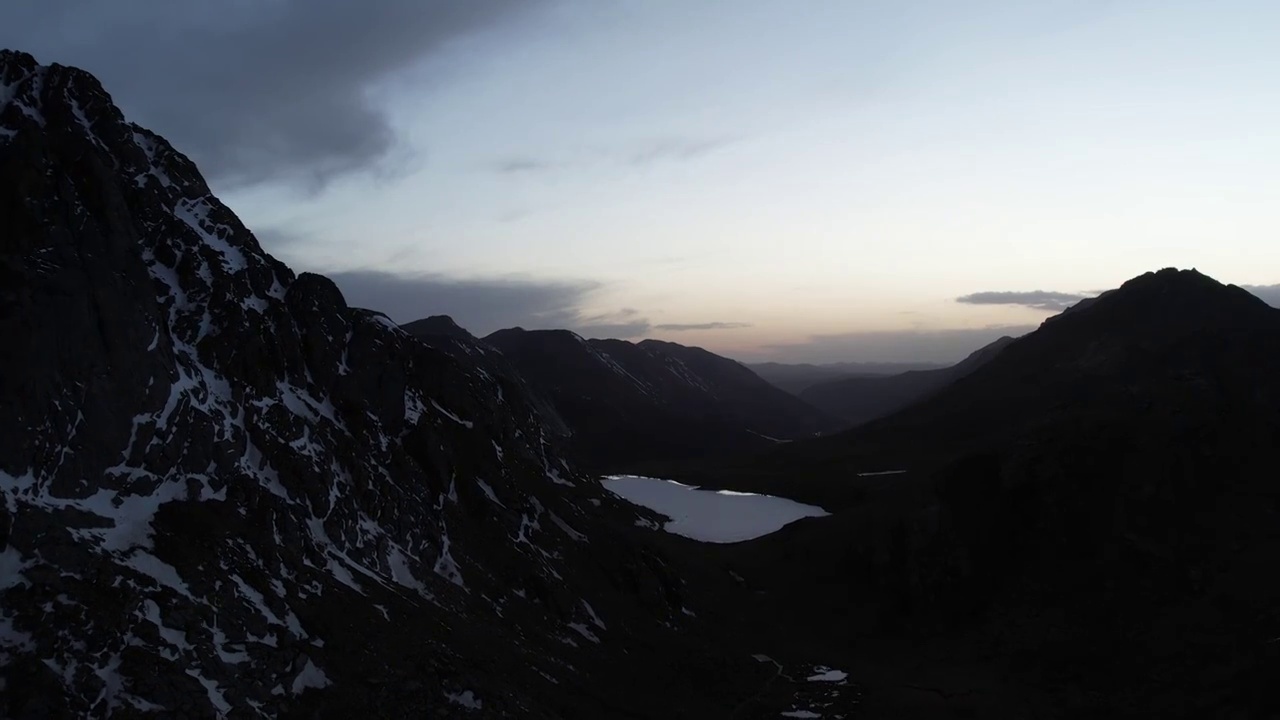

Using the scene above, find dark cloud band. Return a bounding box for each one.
[956,290,1092,312]
[1,0,537,188]
[329,270,599,335]
[653,322,752,331]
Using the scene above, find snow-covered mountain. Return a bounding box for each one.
[0,50,761,718]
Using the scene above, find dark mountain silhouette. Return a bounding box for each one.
[482,328,835,471]
[401,315,573,439]
[0,50,787,718]
[798,336,1016,428]
[679,268,1280,717]
[749,360,948,395]
[401,313,474,340]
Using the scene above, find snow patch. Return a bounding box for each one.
[386,545,429,595]
[185,668,232,715]
[431,399,474,428]
[142,600,191,653]
[476,478,504,507]
[290,659,331,694]
[550,513,585,542]
[125,551,194,599]
[567,622,600,644]
[446,690,482,710]
[433,531,465,588]
[0,547,28,590]
[174,197,248,274]
[806,667,848,683]
[582,600,606,630]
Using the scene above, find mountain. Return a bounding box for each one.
[797,336,1016,428]
[683,268,1280,716]
[401,314,475,341]
[401,316,572,439]
[749,360,948,395]
[0,50,779,718]
[482,328,835,471]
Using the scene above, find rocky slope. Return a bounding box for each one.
[482,329,834,471]
[0,50,769,718]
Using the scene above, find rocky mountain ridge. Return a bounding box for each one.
[482,328,835,471]
[0,49,762,718]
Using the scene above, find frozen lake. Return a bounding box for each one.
[601,475,829,543]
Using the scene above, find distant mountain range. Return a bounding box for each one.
[748,360,949,395]
[404,323,1010,463]
[479,329,836,471]
[794,336,1016,427]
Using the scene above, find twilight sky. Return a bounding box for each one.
[6,0,1279,362]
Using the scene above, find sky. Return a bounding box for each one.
[5,0,1279,362]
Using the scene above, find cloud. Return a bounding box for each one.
[494,157,555,174]
[628,137,732,165]
[574,308,652,339]
[956,290,1092,312]
[1,0,538,188]
[957,283,1280,312]
[1242,284,1280,308]
[754,326,1036,365]
[576,322,652,338]
[326,270,657,338]
[250,226,309,253]
[653,322,753,331]
[493,136,733,175]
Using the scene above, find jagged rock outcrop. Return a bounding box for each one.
[0,50,762,718]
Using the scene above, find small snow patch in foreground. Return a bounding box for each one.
[568,622,601,644]
[806,666,848,683]
[291,659,331,694]
[447,690,482,710]
[781,711,821,719]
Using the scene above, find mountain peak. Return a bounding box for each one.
[485,326,586,347]
[1046,267,1273,335]
[401,314,474,340]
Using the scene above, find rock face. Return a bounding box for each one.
[482,329,835,471]
[0,50,757,718]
